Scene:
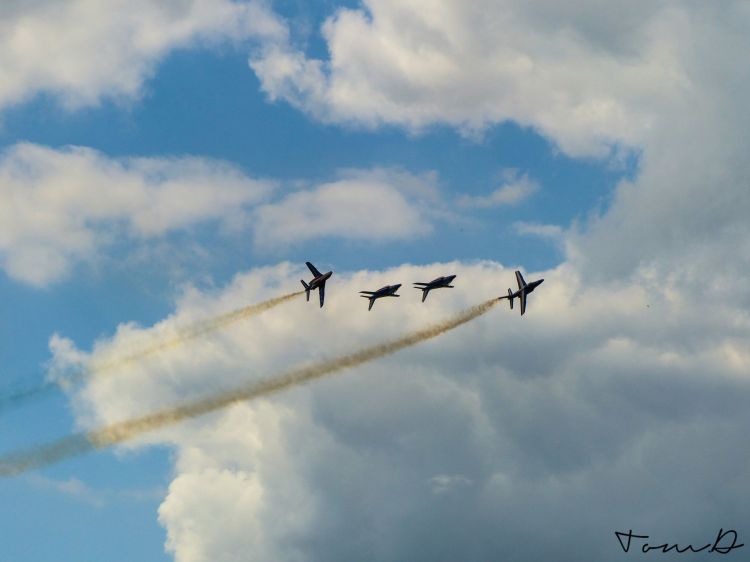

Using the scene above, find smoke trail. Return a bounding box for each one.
[0,299,498,477]
[86,290,304,374]
[0,291,303,412]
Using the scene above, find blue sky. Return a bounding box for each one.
[1,2,748,561]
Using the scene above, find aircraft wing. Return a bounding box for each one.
[319,281,325,308]
[515,270,527,289]
[520,290,527,315]
[306,261,322,277]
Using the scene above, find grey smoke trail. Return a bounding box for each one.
[0,291,303,412]
[0,298,498,476]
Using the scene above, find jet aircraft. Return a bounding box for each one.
[498,270,544,315]
[300,262,332,307]
[359,284,401,311]
[413,275,457,302]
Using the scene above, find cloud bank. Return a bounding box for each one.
[49,260,750,562]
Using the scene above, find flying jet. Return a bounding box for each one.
[498,270,544,316]
[359,284,402,311]
[413,274,457,302]
[300,262,333,307]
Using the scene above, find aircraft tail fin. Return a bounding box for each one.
[421,288,430,302]
[301,279,310,301]
[507,288,514,309]
[367,297,375,311]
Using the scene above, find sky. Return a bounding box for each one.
[0,1,748,561]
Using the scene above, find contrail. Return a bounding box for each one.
[0,299,498,476]
[0,291,303,412]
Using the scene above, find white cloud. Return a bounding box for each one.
[252,168,439,249]
[250,0,692,156]
[428,474,473,495]
[50,259,750,561]
[457,173,538,208]
[565,3,750,283]
[26,474,105,507]
[157,404,318,562]
[32,2,750,561]
[25,473,164,508]
[0,145,452,287]
[0,143,272,286]
[513,222,564,246]
[0,0,284,110]
[249,1,750,287]
[512,220,567,261]
[244,0,750,281]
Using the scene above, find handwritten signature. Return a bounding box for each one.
[615,529,744,554]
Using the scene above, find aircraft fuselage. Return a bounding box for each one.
[302,262,333,307]
[368,284,401,297]
[413,274,456,302]
[499,271,544,315]
[425,275,454,287]
[308,270,332,290]
[360,283,402,310]
[507,278,544,299]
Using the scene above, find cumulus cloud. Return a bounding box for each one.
[35,2,750,561]
[563,3,750,286]
[252,168,439,249]
[0,0,285,111]
[0,143,272,286]
[249,0,693,156]
[49,259,750,561]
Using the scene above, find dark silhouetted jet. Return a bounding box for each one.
[413,275,456,302]
[498,270,544,315]
[359,284,401,311]
[300,262,332,307]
